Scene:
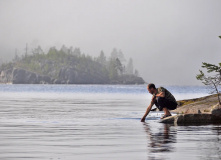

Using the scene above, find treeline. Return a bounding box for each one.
[0,45,141,83]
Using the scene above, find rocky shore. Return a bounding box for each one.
[160,94,221,125]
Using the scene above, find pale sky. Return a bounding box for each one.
[0,0,221,85]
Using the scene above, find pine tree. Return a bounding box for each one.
[126,58,134,74]
[196,62,221,105]
[97,50,106,66]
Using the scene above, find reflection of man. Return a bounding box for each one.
[143,123,176,154]
[141,83,177,122]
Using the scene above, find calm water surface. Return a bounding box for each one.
[0,85,220,160]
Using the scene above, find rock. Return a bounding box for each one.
[160,96,221,125]
[178,114,213,124]
[12,68,27,84]
[160,113,221,125]
[42,75,51,84]
[58,67,110,84]
[0,69,13,83]
[211,103,221,118]
[175,94,221,114]
[27,72,37,84]
[116,75,145,84]
[1,65,145,84]
[160,115,178,124]
[12,68,52,84]
[53,79,61,84]
[58,67,77,84]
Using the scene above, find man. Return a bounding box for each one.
[141,83,177,122]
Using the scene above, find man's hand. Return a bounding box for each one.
[141,117,146,122]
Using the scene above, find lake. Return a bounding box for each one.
[0,84,220,160]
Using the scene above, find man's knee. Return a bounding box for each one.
[157,97,165,104]
[156,97,165,111]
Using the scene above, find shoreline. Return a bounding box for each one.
[161,94,221,125]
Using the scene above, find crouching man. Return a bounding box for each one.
[141,83,177,122]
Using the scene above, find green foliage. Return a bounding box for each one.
[196,62,221,105]
[97,50,106,66]
[108,58,118,80]
[201,62,221,74]
[0,46,140,83]
[0,62,13,72]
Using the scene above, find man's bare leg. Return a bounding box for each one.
[163,107,171,116]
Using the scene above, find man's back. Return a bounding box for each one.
[156,87,177,104]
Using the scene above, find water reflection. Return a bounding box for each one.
[143,122,177,160]
[198,125,221,160]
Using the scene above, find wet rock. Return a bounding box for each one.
[211,104,221,118]
[160,113,221,125]
[159,115,178,124]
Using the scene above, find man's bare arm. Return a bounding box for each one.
[141,97,155,122]
[156,92,165,97]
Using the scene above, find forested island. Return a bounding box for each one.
[0,45,145,84]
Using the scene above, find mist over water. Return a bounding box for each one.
[1,1,221,85]
[0,85,220,160]
[1,1,221,159]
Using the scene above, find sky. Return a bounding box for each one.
[0,0,221,85]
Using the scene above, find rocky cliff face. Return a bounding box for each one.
[58,67,109,84]
[0,67,145,84]
[0,68,13,83]
[0,68,52,84]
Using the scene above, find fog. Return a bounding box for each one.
[0,0,221,85]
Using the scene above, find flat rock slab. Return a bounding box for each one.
[160,113,221,125]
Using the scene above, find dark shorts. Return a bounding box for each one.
[154,97,177,111]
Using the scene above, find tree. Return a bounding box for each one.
[126,58,134,74]
[97,50,106,66]
[110,48,126,63]
[108,58,118,80]
[134,69,139,77]
[196,62,221,105]
[118,50,126,63]
[60,45,69,54]
[116,58,123,75]
[73,48,81,56]
[32,46,44,55]
[48,47,58,58]
[110,48,118,60]
[13,49,20,62]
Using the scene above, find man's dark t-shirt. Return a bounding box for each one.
[153,87,177,104]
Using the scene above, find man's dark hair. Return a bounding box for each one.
[148,83,156,89]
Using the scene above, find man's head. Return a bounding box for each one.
[147,83,156,94]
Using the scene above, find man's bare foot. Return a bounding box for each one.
[160,114,171,119]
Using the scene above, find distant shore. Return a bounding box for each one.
[0,67,145,85]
